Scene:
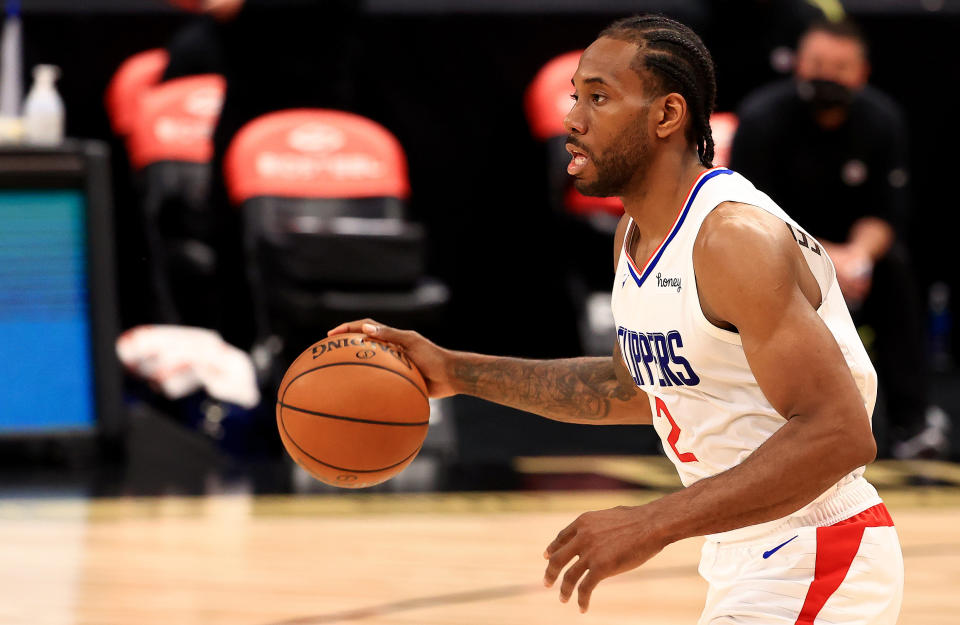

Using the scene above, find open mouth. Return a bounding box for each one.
[565,142,590,176]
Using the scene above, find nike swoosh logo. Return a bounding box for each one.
[762,535,798,559]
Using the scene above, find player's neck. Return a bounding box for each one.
[620,153,707,241]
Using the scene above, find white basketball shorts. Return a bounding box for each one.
[697,504,904,624]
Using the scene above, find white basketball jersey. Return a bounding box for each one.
[611,167,882,542]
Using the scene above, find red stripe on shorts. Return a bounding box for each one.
[794,504,894,625]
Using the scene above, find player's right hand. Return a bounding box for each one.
[327,319,458,398]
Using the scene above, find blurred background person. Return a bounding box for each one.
[702,0,831,111]
[730,19,948,459]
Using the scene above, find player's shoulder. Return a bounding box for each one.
[694,202,805,320]
[694,202,795,272]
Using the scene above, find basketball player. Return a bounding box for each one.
[329,15,903,624]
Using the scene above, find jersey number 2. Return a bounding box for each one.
[655,398,698,463]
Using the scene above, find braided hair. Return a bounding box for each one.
[600,15,717,168]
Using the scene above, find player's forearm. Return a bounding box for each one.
[848,216,894,261]
[650,410,876,543]
[447,353,648,424]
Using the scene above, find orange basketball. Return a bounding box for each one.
[276,333,430,488]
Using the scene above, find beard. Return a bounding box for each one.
[573,115,651,198]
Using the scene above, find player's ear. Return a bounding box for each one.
[655,93,687,140]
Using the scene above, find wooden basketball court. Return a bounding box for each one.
[1,460,958,625]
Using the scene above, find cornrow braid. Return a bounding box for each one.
[600,15,717,168]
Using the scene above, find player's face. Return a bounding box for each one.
[795,32,869,90]
[564,38,656,197]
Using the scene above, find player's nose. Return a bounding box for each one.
[563,102,586,135]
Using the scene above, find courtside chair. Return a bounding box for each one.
[126,74,226,327]
[223,109,448,364]
[105,49,172,327]
[105,48,170,138]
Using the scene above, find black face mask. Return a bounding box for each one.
[796,79,855,112]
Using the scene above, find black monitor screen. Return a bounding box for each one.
[0,189,97,432]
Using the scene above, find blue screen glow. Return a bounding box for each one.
[0,190,96,432]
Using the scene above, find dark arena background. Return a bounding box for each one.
[1,1,959,623]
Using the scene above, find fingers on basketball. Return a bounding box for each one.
[327,318,381,336]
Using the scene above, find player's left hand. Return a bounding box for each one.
[543,504,669,613]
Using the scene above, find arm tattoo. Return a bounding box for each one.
[452,356,638,422]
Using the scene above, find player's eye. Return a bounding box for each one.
[570,93,579,102]
[591,93,607,105]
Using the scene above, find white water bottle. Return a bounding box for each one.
[23,64,65,146]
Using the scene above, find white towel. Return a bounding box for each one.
[116,325,260,408]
